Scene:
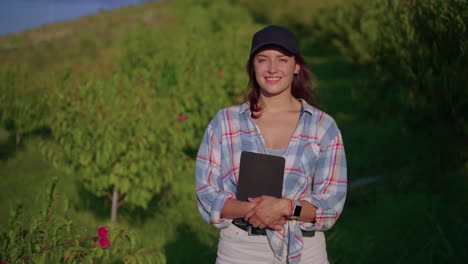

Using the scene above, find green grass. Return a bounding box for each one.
[328,168,467,263]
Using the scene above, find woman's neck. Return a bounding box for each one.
[257,93,301,113]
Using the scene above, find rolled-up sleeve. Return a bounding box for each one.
[196,122,234,228]
[300,123,347,231]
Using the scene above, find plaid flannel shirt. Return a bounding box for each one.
[196,99,347,263]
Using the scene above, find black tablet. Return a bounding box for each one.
[236,151,285,201]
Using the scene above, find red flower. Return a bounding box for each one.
[178,114,187,122]
[97,226,108,237]
[1,261,8,264]
[99,236,110,248]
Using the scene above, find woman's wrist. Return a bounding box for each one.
[281,198,294,217]
[222,199,257,219]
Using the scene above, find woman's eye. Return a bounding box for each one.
[280,59,288,62]
[257,59,266,63]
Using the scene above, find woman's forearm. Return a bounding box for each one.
[298,200,317,223]
[220,199,256,219]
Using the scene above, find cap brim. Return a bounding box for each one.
[250,41,297,56]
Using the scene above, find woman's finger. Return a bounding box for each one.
[244,207,256,220]
[247,215,259,225]
[248,197,263,203]
[270,225,283,231]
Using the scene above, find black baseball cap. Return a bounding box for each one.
[250,25,299,56]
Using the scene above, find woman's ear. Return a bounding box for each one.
[294,64,300,75]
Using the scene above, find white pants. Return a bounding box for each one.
[216,224,329,264]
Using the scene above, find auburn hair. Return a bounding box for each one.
[246,49,318,117]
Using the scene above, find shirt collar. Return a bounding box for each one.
[240,101,250,115]
[239,99,315,116]
[299,99,315,115]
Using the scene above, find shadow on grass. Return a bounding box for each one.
[164,223,217,264]
[74,182,111,220]
[328,169,468,264]
[0,123,52,161]
[183,145,198,159]
[119,184,175,225]
[0,130,18,160]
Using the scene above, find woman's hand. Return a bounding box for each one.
[267,217,287,231]
[244,196,291,230]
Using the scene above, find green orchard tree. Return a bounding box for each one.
[0,64,51,148]
[310,0,468,135]
[118,0,254,153]
[43,73,181,221]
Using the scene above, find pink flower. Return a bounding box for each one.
[93,243,97,247]
[1,261,7,264]
[97,226,108,237]
[178,114,187,122]
[99,236,110,248]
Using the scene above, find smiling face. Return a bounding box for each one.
[253,48,300,98]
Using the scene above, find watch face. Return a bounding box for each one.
[293,205,302,218]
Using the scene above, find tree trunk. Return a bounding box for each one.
[16,133,21,149]
[111,188,119,222]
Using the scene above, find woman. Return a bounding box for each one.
[196,25,347,264]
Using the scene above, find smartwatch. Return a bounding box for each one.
[290,200,302,220]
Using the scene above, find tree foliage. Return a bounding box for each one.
[312,0,468,135]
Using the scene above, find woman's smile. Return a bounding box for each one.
[264,76,282,84]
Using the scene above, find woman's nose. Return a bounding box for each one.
[267,61,278,73]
